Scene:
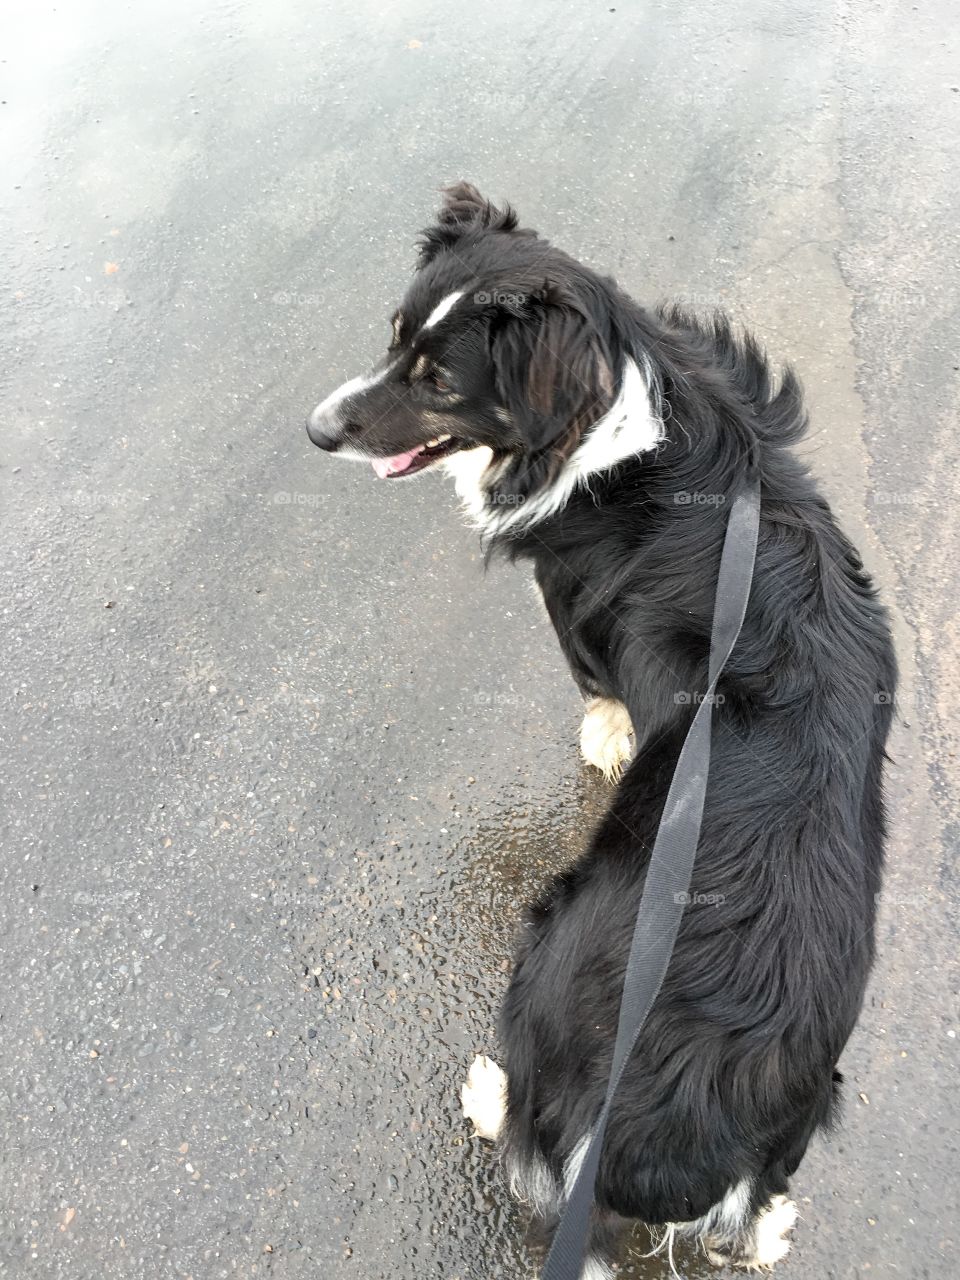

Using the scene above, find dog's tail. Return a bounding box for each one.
[755,362,808,446]
[657,304,809,446]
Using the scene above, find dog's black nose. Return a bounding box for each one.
[306,408,342,451]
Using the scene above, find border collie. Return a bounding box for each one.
[306,184,896,1276]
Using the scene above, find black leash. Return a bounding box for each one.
[542,476,762,1280]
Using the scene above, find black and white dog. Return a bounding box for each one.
[306,185,896,1276]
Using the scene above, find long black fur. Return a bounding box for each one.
[305,184,897,1275]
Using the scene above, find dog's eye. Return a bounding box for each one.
[428,371,452,394]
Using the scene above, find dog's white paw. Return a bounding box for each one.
[748,1195,798,1270]
[460,1054,507,1141]
[707,1196,799,1271]
[579,697,635,782]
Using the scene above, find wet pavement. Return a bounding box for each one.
[1,1,958,1277]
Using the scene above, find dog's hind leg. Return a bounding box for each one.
[579,696,635,782]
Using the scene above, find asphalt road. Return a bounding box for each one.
[1,2,958,1278]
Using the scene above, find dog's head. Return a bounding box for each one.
[306,183,661,530]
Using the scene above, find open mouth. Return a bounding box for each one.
[370,433,462,478]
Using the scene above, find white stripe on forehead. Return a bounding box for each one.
[421,290,466,330]
[310,357,399,421]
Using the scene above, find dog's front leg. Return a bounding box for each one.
[579,695,635,782]
[461,1054,507,1141]
[533,568,636,782]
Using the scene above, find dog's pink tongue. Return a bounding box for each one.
[371,448,423,478]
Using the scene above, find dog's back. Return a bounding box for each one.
[497,312,896,1273]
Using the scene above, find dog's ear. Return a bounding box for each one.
[488,284,617,507]
[418,182,519,264]
[437,182,517,229]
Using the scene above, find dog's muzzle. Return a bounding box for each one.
[306,372,373,451]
